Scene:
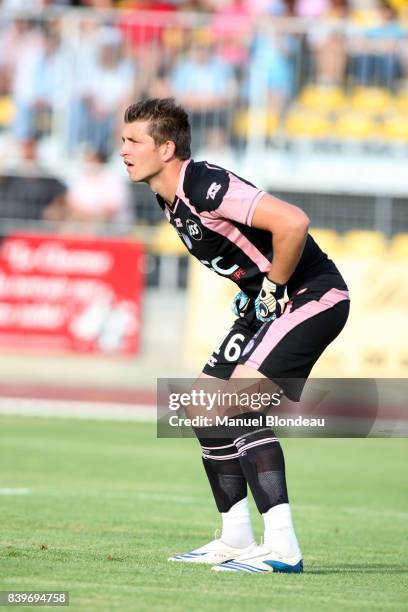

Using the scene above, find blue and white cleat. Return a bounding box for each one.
[212,544,303,573]
[168,539,257,565]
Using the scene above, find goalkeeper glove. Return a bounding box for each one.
[255,276,286,323]
[232,290,250,318]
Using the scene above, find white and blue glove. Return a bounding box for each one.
[231,290,251,318]
[255,276,287,323]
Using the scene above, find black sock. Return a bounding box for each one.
[194,428,247,513]
[232,417,288,515]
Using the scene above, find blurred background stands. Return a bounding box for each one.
[0,1,407,290]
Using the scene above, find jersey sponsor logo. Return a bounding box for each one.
[231,267,246,281]
[200,256,239,276]
[207,356,218,367]
[175,218,183,228]
[206,182,222,201]
[186,219,203,241]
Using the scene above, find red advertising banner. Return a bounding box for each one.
[0,233,144,355]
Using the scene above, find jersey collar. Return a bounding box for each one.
[156,159,192,213]
[173,158,192,205]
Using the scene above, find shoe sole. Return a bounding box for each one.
[213,559,304,573]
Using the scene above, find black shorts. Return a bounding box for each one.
[202,271,350,401]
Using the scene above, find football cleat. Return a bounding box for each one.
[168,539,257,565]
[212,544,303,573]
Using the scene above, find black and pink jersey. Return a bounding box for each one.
[156,160,339,298]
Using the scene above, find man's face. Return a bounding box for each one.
[120,120,163,183]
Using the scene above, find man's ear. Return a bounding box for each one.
[161,140,176,161]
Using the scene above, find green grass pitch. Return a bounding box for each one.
[0,416,407,611]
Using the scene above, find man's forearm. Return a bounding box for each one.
[267,228,309,285]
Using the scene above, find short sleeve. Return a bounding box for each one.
[215,173,265,226]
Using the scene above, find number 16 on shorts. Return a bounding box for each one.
[206,332,246,369]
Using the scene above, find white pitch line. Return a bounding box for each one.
[0,488,31,495]
[0,397,155,422]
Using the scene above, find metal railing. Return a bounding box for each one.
[1,7,408,243]
[1,8,408,155]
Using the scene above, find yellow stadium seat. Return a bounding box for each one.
[150,221,188,256]
[351,87,393,114]
[389,233,408,257]
[0,96,15,127]
[343,230,387,256]
[309,228,342,255]
[351,9,379,27]
[284,109,332,138]
[334,111,378,139]
[387,0,407,16]
[299,85,347,113]
[233,110,279,138]
[382,112,408,141]
[395,92,408,113]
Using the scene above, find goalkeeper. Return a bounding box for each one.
[121,98,350,574]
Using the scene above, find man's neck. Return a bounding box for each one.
[149,159,186,205]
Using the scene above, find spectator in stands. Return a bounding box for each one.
[65,17,99,153]
[169,30,237,149]
[348,1,406,90]
[0,19,30,98]
[60,148,131,228]
[241,29,295,113]
[67,26,135,158]
[118,1,177,52]
[0,137,66,221]
[295,0,328,18]
[307,0,349,85]
[211,0,251,71]
[10,21,43,139]
[118,1,178,98]
[12,24,64,144]
[247,0,292,16]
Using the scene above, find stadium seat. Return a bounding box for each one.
[150,221,188,256]
[233,109,279,139]
[351,87,393,115]
[382,112,408,141]
[0,96,15,127]
[309,228,342,255]
[298,85,347,113]
[284,108,332,138]
[395,91,408,113]
[343,230,387,256]
[351,9,379,26]
[389,233,408,257]
[334,111,378,139]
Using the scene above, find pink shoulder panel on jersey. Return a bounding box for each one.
[216,173,266,226]
[175,160,271,273]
